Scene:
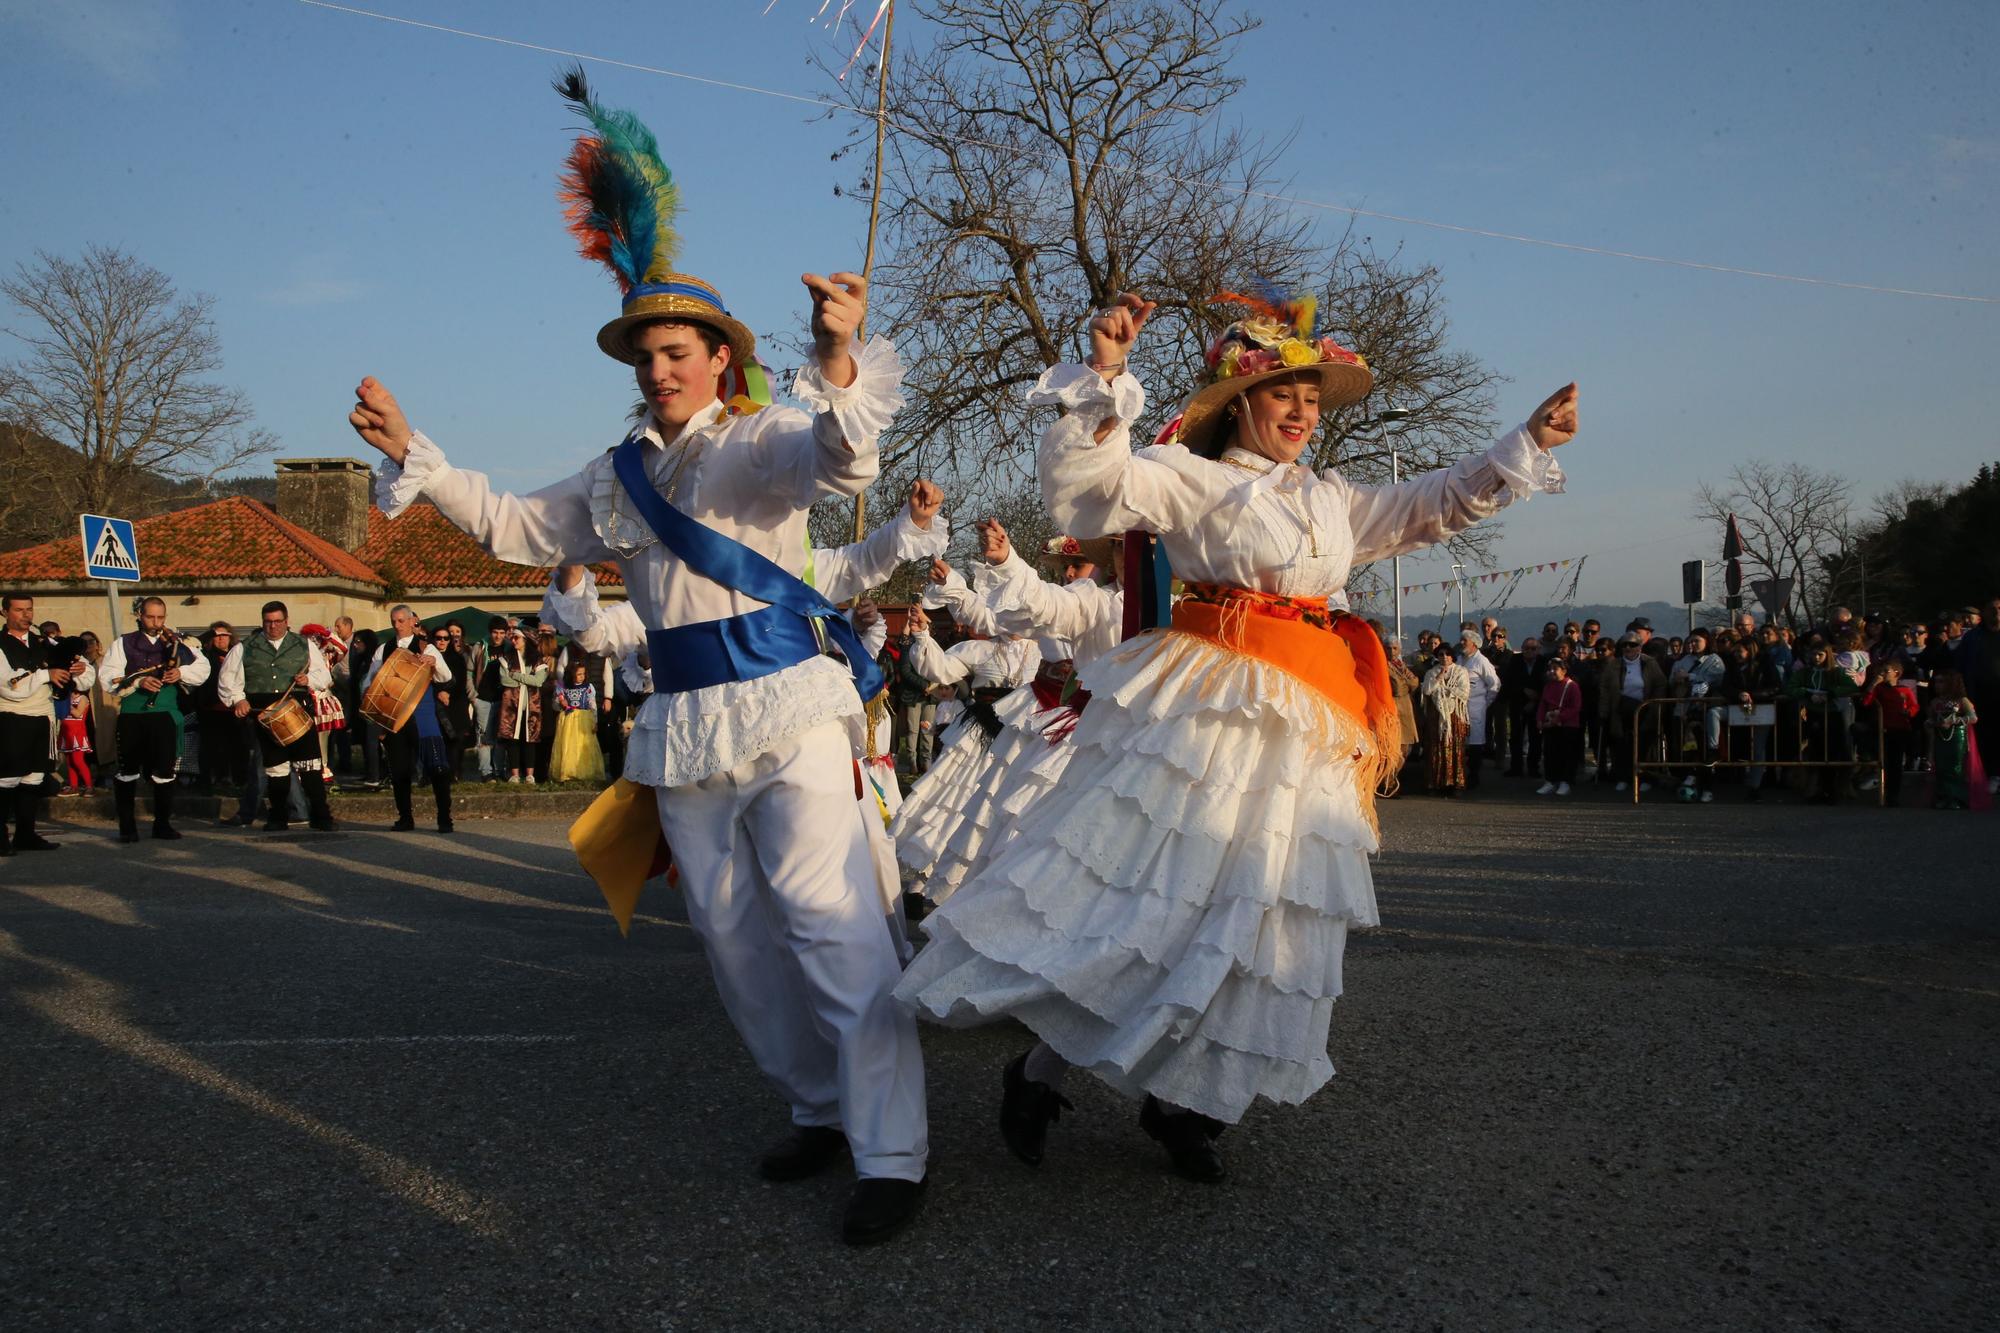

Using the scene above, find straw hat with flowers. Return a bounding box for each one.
[1173,288,1373,456]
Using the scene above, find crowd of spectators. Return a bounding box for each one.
[1386,598,1999,808]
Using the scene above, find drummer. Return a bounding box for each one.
[216,600,337,832]
[359,604,456,834]
[98,596,210,843]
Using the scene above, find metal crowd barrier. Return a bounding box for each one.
[1627,695,1884,805]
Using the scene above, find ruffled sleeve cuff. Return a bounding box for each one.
[889,507,950,563]
[375,431,448,518]
[541,567,601,636]
[1484,424,1566,500]
[798,335,907,455]
[1024,363,1145,425]
[919,565,967,611]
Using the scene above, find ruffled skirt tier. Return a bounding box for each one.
[895,630,1382,1123]
[891,686,1034,878]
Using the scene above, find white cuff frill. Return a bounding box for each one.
[375,431,447,518]
[540,567,601,636]
[796,335,907,453]
[890,508,951,563]
[1485,424,1566,500]
[920,565,967,611]
[1025,363,1145,425]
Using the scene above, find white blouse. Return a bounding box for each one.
[376,337,905,789]
[1033,364,1564,599]
[982,549,1125,668]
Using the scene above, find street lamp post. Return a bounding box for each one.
[1452,559,1466,627]
[1353,409,1414,644]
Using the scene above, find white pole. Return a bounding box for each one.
[1453,560,1465,627]
[105,580,120,643]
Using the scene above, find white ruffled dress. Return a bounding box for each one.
[896,364,1565,1121]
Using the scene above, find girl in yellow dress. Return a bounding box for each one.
[550,661,607,784]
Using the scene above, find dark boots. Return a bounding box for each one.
[151,782,181,840]
[1139,1095,1227,1183]
[432,774,453,834]
[999,1050,1073,1166]
[12,785,57,851]
[263,775,291,831]
[303,766,337,831]
[390,772,415,831]
[115,780,141,843]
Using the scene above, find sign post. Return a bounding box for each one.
[80,514,141,639]
[1680,559,1705,634]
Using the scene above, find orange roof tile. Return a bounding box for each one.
[358,504,624,590]
[0,497,386,586]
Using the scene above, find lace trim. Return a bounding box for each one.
[623,655,861,789]
[376,432,447,518]
[793,335,906,451]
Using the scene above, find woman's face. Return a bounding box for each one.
[1233,374,1321,464]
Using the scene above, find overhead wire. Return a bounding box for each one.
[292,0,1997,306]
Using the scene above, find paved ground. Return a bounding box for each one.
[3,782,1994,1331]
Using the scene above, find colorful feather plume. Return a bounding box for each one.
[1212,281,1316,337]
[553,65,680,293]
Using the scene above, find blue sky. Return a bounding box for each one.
[2,0,1993,606]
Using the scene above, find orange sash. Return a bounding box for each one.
[1171,584,1402,823]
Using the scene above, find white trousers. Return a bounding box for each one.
[654,720,927,1182]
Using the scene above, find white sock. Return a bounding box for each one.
[1023,1041,1070,1089]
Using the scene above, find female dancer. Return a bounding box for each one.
[898,290,1576,1180]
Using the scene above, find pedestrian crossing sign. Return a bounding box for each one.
[80,514,141,582]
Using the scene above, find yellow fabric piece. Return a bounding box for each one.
[567,778,667,937]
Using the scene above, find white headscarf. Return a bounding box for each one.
[1422,656,1472,726]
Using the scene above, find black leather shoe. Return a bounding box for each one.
[757,1125,849,1182]
[152,825,183,841]
[1139,1096,1227,1183]
[12,832,58,852]
[436,820,455,834]
[391,816,417,832]
[1000,1051,1072,1166]
[841,1175,926,1246]
[262,817,289,832]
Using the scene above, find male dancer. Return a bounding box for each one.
[0,593,93,853]
[98,596,211,841]
[344,70,926,1244]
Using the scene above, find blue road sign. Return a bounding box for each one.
[80,514,141,582]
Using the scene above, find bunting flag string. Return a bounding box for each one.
[1397,555,1579,598]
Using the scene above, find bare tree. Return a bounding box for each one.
[1692,461,1853,626]
[828,0,1504,544]
[0,246,276,538]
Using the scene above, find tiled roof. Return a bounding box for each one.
[0,497,385,585]
[358,505,624,589]
[0,494,622,592]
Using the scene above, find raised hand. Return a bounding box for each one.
[1089,291,1156,379]
[1527,382,1579,450]
[908,479,944,529]
[927,558,951,585]
[906,605,931,636]
[804,271,866,387]
[851,598,881,631]
[349,377,414,463]
[975,517,1011,565]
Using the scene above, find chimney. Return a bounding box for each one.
[274,458,373,550]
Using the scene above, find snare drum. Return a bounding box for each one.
[361,647,434,733]
[258,696,313,747]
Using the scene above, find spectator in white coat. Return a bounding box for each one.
[1459,630,1502,791]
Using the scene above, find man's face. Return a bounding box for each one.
[1584,622,1600,637]
[1736,614,1755,636]
[262,609,289,639]
[631,322,727,430]
[1543,623,1558,640]
[391,609,418,640]
[334,617,354,637]
[138,602,166,636]
[2,598,31,636]
[1635,626,1652,642]
[490,626,507,648]
[1523,638,1540,657]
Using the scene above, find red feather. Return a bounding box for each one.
[1210,289,1288,322]
[557,139,622,285]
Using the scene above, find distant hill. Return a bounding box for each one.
[0,424,275,551]
[1355,599,1717,646]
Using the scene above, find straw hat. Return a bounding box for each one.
[553,69,757,369]
[1174,289,1374,456]
[1043,534,1119,579]
[595,274,757,367]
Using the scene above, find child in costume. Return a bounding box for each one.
[58,682,93,792]
[348,69,928,1244]
[1928,668,1983,810]
[550,662,607,784]
[897,290,1576,1182]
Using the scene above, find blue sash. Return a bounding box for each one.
[612,435,884,701]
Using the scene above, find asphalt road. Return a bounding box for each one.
[3,786,1994,1331]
